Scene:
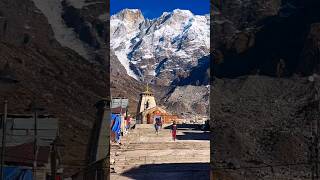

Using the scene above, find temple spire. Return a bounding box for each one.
[144,82,151,93]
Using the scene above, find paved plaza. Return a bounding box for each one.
[110,124,210,180]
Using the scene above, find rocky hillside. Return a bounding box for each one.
[111,9,210,86]
[111,50,171,114]
[111,48,209,117]
[0,0,107,177]
[211,0,320,179]
[163,85,210,116]
[211,76,315,179]
[213,0,320,78]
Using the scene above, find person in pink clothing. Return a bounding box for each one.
[171,121,177,141]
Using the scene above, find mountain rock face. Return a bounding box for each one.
[213,0,320,78]
[211,0,320,179]
[110,50,176,115]
[111,9,210,86]
[110,49,144,113]
[0,0,107,177]
[211,76,314,179]
[164,85,210,116]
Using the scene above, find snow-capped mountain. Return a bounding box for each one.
[31,0,107,63]
[111,9,210,85]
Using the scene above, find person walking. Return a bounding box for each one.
[112,114,122,145]
[110,114,117,143]
[124,115,131,135]
[155,117,162,135]
[171,121,177,141]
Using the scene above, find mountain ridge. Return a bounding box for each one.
[111,8,210,86]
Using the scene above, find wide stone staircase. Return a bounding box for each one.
[110,124,210,180]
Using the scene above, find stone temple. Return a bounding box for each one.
[135,84,181,124]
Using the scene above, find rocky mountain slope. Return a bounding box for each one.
[110,50,172,114]
[213,0,320,78]
[0,0,107,177]
[211,0,320,178]
[111,9,210,86]
[211,76,315,179]
[163,85,210,116]
[111,47,210,117]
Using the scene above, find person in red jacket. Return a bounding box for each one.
[171,121,177,141]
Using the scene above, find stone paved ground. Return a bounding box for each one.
[110,124,210,180]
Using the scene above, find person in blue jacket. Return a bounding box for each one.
[111,114,122,145]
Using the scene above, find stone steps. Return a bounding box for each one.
[125,131,208,143]
[119,145,209,151]
[110,124,210,178]
[114,157,209,166]
[111,147,209,160]
[113,150,209,160]
[111,147,209,173]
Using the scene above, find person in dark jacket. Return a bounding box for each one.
[154,117,162,135]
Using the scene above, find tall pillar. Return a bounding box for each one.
[86,98,110,179]
[96,99,110,161]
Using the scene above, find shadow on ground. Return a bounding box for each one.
[163,124,203,130]
[162,124,210,141]
[176,131,210,141]
[120,163,210,180]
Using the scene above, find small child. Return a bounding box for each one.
[171,121,177,141]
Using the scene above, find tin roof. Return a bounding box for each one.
[5,142,50,166]
[1,115,58,146]
[111,98,129,109]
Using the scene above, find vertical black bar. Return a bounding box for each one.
[0,101,7,180]
[210,0,214,179]
[106,0,111,180]
[33,110,37,180]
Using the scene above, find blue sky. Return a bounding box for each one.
[110,0,210,19]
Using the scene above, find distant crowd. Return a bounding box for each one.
[110,114,180,144]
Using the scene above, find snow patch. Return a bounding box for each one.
[172,9,193,17]
[121,9,141,13]
[142,53,153,59]
[31,0,90,59]
[114,51,139,80]
[148,70,156,76]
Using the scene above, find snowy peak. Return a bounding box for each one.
[111,8,210,85]
[172,9,194,18]
[114,9,145,23]
[111,9,145,39]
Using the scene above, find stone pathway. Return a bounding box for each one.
[110,124,210,180]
